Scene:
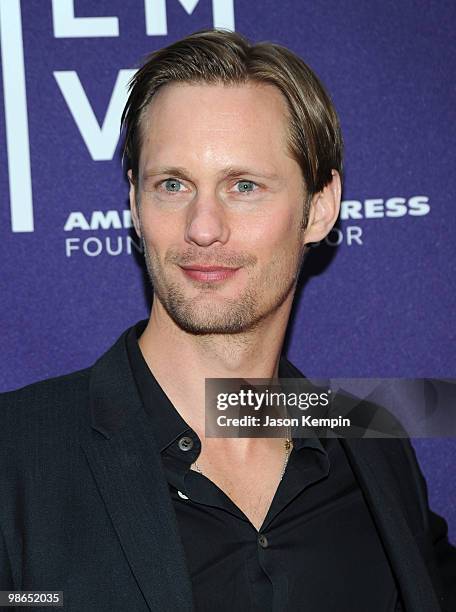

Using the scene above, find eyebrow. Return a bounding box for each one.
[142,165,281,182]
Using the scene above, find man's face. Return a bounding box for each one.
[130,82,308,335]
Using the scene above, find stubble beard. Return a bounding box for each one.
[142,240,302,336]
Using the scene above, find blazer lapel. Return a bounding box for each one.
[79,329,194,611]
[341,437,442,611]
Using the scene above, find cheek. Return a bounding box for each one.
[238,205,301,255]
[243,212,303,282]
[140,209,177,252]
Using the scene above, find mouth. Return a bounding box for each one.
[179,265,241,282]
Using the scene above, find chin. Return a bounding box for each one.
[164,300,263,336]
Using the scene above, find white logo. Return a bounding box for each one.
[61,196,431,258]
[312,195,431,248]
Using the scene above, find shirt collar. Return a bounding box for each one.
[126,319,326,455]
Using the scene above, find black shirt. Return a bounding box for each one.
[126,320,402,611]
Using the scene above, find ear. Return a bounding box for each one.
[302,170,341,245]
[128,169,142,239]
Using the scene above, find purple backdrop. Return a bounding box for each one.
[1,1,455,540]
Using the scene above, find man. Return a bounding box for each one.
[0,29,454,612]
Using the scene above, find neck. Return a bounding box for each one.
[138,296,293,437]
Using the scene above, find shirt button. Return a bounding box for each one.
[258,534,268,548]
[178,436,194,452]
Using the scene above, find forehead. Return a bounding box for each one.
[138,81,292,172]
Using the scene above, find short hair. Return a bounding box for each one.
[121,28,343,223]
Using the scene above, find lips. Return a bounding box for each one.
[180,265,240,282]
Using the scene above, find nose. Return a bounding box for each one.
[184,192,230,247]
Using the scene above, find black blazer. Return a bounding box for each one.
[1,324,455,611]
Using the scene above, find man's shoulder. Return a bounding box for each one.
[1,366,91,404]
[0,321,138,441]
[0,367,92,435]
[0,320,139,413]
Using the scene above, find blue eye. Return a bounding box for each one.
[164,178,182,192]
[236,180,256,193]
